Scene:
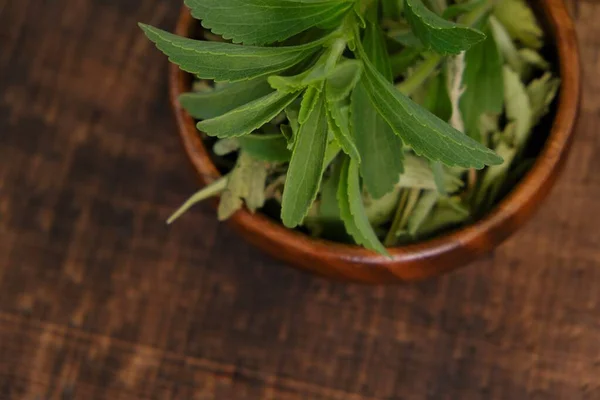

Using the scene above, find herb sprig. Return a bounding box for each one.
[142,0,559,255]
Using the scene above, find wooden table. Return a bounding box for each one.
[0,1,598,399]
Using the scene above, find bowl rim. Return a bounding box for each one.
[168,0,581,281]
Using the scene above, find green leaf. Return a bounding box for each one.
[385,188,421,244]
[527,73,560,126]
[404,0,486,55]
[407,190,439,235]
[388,27,424,49]
[362,20,393,81]
[417,197,469,236]
[316,158,347,239]
[365,186,402,227]
[519,49,550,71]
[356,43,503,168]
[442,0,487,20]
[396,53,443,97]
[337,157,388,255]
[179,78,273,120]
[350,21,405,199]
[503,66,532,148]
[399,154,463,192]
[218,153,268,219]
[422,71,452,122]
[351,82,405,198]
[139,23,329,82]
[382,0,403,20]
[184,0,354,46]
[493,0,543,49]
[298,85,321,125]
[474,127,517,209]
[238,134,292,162]
[390,48,421,78]
[284,101,301,149]
[213,138,240,156]
[167,177,228,224]
[268,58,330,93]
[325,60,363,102]
[430,161,447,195]
[489,15,524,75]
[323,138,342,173]
[281,91,329,228]
[461,24,504,140]
[326,101,361,162]
[197,90,300,138]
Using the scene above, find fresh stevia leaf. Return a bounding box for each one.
[489,16,525,75]
[139,24,329,82]
[197,90,300,138]
[388,27,424,49]
[430,161,447,195]
[213,138,240,156]
[298,85,321,125]
[493,0,543,49]
[527,73,560,126]
[385,188,421,244]
[407,190,439,235]
[382,0,403,20]
[179,78,273,120]
[268,54,331,93]
[400,154,464,192]
[284,101,301,149]
[351,82,405,199]
[365,187,402,227]
[461,24,504,140]
[390,48,421,78]
[317,158,347,239]
[396,53,443,97]
[167,176,228,224]
[474,128,517,209]
[442,0,487,20]
[325,60,363,102]
[281,91,329,228]
[218,152,268,219]
[403,0,486,55]
[356,43,503,168]
[351,21,405,199]
[337,157,389,255]
[238,134,291,162]
[417,197,470,236]
[326,100,360,162]
[519,49,550,71]
[184,0,354,45]
[503,66,532,148]
[422,71,452,121]
[323,138,342,173]
[363,20,394,81]
[491,16,549,78]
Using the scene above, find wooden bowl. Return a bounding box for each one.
[169,0,580,284]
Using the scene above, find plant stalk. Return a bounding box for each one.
[396,53,443,96]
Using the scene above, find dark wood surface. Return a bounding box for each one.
[0,0,598,398]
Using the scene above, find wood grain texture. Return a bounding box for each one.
[0,0,598,398]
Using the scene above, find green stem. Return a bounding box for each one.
[325,38,347,71]
[167,176,228,224]
[460,0,495,27]
[395,53,443,96]
[384,190,409,246]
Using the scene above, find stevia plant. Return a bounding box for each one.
[141,0,559,255]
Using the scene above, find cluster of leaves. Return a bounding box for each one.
[141,0,559,255]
